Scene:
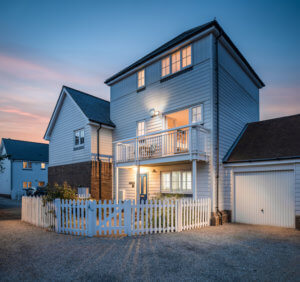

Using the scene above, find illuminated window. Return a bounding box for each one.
[172,51,181,73]
[41,163,46,169]
[191,105,203,123]
[137,121,145,136]
[160,171,192,193]
[137,69,145,88]
[23,161,32,169]
[23,181,32,189]
[38,181,45,187]
[161,172,171,191]
[161,57,170,77]
[74,129,84,146]
[182,45,192,68]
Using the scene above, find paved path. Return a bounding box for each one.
[0,197,299,281]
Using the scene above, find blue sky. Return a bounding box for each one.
[0,0,299,142]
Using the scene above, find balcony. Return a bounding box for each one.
[114,124,209,165]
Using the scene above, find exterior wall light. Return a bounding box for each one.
[149,108,160,117]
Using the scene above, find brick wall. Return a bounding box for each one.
[296,216,300,230]
[48,161,112,200]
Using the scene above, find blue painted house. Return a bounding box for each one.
[0,138,49,199]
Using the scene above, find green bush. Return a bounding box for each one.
[43,182,77,202]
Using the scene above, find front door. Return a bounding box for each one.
[140,174,148,203]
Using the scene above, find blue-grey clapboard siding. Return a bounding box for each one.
[296,163,300,216]
[49,94,91,166]
[110,35,213,200]
[0,158,11,195]
[11,161,48,199]
[218,43,260,211]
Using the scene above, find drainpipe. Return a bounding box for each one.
[214,31,223,224]
[97,125,102,199]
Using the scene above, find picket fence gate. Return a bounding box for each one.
[55,198,211,237]
[22,196,55,229]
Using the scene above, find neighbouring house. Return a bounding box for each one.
[0,138,48,199]
[104,20,265,225]
[223,114,300,229]
[44,86,115,200]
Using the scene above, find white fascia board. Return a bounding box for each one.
[224,158,300,168]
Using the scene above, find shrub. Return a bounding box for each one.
[44,182,77,202]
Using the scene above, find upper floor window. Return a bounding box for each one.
[191,105,203,123]
[161,45,192,78]
[161,57,170,77]
[74,129,84,146]
[137,121,145,136]
[182,45,192,68]
[171,51,181,73]
[23,161,32,169]
[137,69,145,88]
[41,163,46,169]
[23,181,32,189]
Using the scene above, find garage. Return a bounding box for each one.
[234,170,295,228]
[223,114,300,229]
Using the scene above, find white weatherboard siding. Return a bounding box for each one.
[111,35,214,201]
[295,163,300,216]
[218,42,260,211]
[49,94,91,166]
[0,158,11,195]
[234,170,294,228]
[11,161,48,199]
[90,126,113,157]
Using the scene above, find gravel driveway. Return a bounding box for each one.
[0,197,299,281]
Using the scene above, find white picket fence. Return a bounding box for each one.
[55,198,211,236]
[21,196,55,229]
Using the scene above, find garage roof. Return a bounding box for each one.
[223,114,300,163]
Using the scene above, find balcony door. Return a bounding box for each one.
[164,109,189,155]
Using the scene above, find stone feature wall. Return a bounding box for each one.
[48,161,112,200]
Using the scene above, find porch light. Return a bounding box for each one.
[149,108,159,117]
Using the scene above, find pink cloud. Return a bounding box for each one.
[0,107,49,122]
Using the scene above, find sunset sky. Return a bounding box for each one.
[0,0,299,143]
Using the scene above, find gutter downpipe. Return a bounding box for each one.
[97,125,102,200]
[215,30,223,224]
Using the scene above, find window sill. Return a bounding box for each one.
[137,86,146,93]
[22,168,32,170]
[73,145,84,151]
[160,66,193,83]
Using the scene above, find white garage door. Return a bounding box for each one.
[235,170,295,228]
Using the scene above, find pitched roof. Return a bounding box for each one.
[104,20,264,87]
[2,139,49,162]
[64,86,115,127]
[224,114,300,163]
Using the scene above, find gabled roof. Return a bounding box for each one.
[64,86,114,127]
[44,86,115,140]
[105,20,264,87]
[1,138,49,162]
[223,114,300,163]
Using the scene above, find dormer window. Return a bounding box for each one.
[137,69,145,88]
[161,45,192,78]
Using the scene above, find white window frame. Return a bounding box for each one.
[74,128,85,147]
[23,161,32,170]
[161,45,192,78]
[137,121,146,137]
[160,171,192,194]
[137,69,145,89]
[161,56,170,77]
[41,162,46,169]
[190,104,203,124]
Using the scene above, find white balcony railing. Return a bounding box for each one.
[114,124,209,163]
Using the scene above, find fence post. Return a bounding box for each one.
[176,199,182,232]
[124,200,131,236]
[54,199,61,233]
[87,200,96,237]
